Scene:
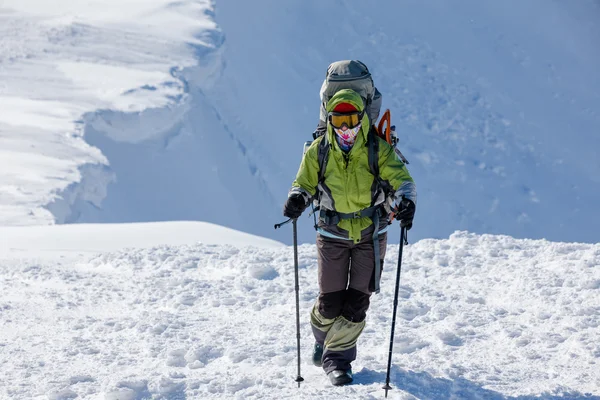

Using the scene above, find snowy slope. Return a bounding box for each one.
[0,221,283,257]
[211,0,600,244]
[2,1,600,245]
[0,226,599,399]
[0,0,228,225]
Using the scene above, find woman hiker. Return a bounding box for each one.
[283,88,416,386]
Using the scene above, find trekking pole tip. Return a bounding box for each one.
[383,383,392,397]
[295,376,304,387]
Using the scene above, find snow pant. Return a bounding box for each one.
[310,231,387,373]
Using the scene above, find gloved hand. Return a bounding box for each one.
[393,197,415,230]
[283,193,307,219]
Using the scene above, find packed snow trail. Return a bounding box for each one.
[0,230,599,399]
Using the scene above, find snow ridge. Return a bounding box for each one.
[0,1,222,227]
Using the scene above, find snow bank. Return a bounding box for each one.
[0,0,219,225]
[0,231,598,399]
[1,0,282,241]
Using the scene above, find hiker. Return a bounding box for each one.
[283,84,417,385]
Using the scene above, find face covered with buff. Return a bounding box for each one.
[334,125,361,151]
[328,102,363,152]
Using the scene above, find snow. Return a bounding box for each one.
[2,0,600,244]
[0,221,283,257]
[0,226,598,399]
[207,0,600,244]
[0,0,216,226]
[1,1,600,398]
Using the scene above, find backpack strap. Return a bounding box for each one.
[366,131,382,293]
[367,129,398,294]
[317,134,330,184]
[367,128,379,187]
[367,128,382,206]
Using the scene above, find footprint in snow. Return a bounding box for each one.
[167,349,187,367]
[399,303,430,321]
[69,375,95,385]
[47,389,78,400]
[247,264,278,280]
[438,331,464,347]
[104,380,150,400]
[185,345,223,368]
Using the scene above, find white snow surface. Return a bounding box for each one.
[0,225,599,399]
[2,1,600,399]
[1,1,600,245]
[0,221,283,257]
[0,0,219,225]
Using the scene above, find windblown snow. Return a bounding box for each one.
[0,0,235,224]
[0,226,598,399]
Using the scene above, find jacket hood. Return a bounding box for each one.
[326,89,371,146]
[325,89,366,113]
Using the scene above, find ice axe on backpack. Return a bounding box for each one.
[375,109,410,165]
[377,109,393,145]
[375,109,410,224]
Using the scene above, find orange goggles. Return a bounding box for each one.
[328,111,364,129]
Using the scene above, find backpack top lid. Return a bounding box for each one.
[326,60,371,82]
[322,60,374,102]
[319,60,379,125]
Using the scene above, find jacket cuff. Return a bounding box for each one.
[394,181,417,205]
[289,187,311,206]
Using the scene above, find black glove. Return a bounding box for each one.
[283,193,307,219]
[394,198,415,230]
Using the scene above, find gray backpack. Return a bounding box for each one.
[318,60,383,131]
[311,59,409,164]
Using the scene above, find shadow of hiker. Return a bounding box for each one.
[354,366,599,400]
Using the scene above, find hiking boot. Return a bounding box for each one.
[312,342,323,367]
[328,369,353,386]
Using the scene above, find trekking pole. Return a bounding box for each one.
[291,219,304,387]
[383,226,407,398]
[275,218,304,387]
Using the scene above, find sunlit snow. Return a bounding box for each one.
[0,225,598,399]
[1,1,599,399]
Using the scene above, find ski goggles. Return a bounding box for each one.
[328,111,364,129]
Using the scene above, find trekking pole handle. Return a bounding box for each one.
[274,218,294,229]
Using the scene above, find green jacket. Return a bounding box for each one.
[291,89,416,243]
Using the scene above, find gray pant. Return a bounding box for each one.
[311,231,387,372]
[318,231,387,296]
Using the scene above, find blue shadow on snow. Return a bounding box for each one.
[354,366,599,400]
